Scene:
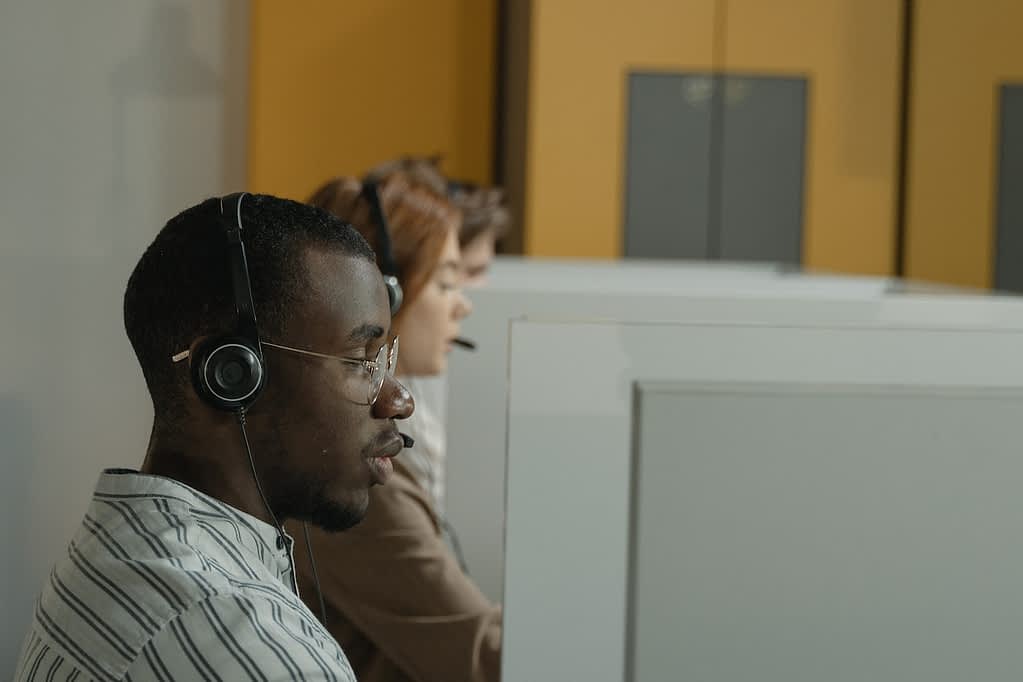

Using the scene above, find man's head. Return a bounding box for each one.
[124,194,414,531]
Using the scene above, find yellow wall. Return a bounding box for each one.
[524,0,717,258]
[724,0,902,275]
[248,1,497,201]
[904,1,1023,288]
[523,0,902,273]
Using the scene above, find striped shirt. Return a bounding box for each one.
[13,469,355,681]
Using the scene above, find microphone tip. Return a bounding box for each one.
[452,337,477,351]
[400,433,415,448]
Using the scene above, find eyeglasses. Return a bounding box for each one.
[173,337,400,407]
[262,337,399,406]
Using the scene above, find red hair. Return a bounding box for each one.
[307,171,460,326]
[365,156,510,246]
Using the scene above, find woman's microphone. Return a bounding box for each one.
[400,433,415,448]
[452,337,476,351]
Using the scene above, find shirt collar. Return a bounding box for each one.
[95,468,295,581]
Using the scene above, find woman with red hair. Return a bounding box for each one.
[291,168,501,682]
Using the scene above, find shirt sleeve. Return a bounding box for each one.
[299,467,503,682]
[122,592,356,682]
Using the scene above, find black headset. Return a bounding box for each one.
[190,192,267,413]
[185,193,339,624]
[361,180,404,316]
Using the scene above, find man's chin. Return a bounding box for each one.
[305,496,368,533]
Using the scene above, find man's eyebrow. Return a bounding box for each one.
[347,323,385,344]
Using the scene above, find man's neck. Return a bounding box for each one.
[141,426,276,527]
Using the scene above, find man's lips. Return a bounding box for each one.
[367,434,403,484]
[369,433,404,460]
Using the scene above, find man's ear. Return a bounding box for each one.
[173,336,205,406]
[175,335,216,409]
[171,335,210,365]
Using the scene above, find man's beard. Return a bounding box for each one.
[256,421,368,532]
[271,469,368,532]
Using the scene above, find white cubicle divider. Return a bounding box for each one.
[444,256,983,602]
[501,310,1023,682]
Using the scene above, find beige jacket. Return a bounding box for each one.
[290,460,502,682]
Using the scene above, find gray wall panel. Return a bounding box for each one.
[630,381,1023,681]
[623,72,806,266]
[624,73,713,259]
[719,76,806,264]
[994,84,1023,292]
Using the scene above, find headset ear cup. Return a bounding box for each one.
[190,336,266,412]
[383,275,403,316]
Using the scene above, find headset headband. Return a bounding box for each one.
[219,192,262,357]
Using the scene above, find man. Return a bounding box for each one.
[14,194,413,681]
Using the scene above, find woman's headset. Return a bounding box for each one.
[361,180,403,316]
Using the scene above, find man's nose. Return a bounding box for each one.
[373,373,414,420]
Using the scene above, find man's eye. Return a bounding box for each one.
[438,280,457,291]
[343,360,373,376]
[349,361,373,377]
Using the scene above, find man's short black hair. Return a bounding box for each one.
[124,193,376,425]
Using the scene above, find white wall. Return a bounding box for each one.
[0,1,248,670]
